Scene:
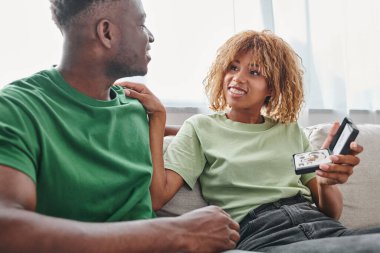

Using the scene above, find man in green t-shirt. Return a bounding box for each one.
[0,1,240,252]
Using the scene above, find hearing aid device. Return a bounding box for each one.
[293,117,359,175]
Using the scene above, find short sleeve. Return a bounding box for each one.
[299,127,316,184]
[164,120,206,189]
[0,94,39,182]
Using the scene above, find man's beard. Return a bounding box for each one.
[106,57,147,80]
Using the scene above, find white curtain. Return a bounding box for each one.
[272,0,380,112]
[1,0,379,114]
[0,1,62,88]
[141,0,268,106]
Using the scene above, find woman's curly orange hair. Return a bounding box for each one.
[204,30,304,123]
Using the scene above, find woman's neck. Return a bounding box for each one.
[226,110,264,124]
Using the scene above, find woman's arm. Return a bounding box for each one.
[148,112,185,210]
[307,178,343,219]
[307,122,363,219]
[119,82,185,210]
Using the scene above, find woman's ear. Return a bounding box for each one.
[96,19,113,49]
[267,86,273,98]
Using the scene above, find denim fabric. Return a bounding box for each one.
[267,234,380,253]
[236,194,380,252]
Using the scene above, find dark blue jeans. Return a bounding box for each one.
[237,194,380,252]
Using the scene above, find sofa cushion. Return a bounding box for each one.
[304,123,380,229]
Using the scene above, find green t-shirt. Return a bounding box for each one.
[164,113,315,222]
[0,68,154,222]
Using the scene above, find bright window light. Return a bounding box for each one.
[1,0,379,111]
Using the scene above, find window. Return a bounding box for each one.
[0,1,62,87]
[1,0,379,114]
[138,0,270,106]
[0,0,268,107]
[272,0,380,112]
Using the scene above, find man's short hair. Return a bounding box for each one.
[50,0,120,28]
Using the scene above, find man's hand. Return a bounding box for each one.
[317,122,364,185]
[115,81,165,116]
[177,205,240,253]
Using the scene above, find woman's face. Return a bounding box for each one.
[223,52,271,113]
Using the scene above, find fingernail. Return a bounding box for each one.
[330,155,338,162]
[320,164,329,170]
[352,142,357,148]
[125,89,130,95]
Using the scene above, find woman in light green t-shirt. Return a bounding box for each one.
[128,30,378,252]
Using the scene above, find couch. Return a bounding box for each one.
[157,122,380,231]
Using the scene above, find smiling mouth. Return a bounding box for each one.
[228,86,247,96]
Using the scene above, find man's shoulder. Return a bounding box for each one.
[0,69,58,119]
[1,69,54,96]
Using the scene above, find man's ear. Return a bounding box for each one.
[96,19,113,49]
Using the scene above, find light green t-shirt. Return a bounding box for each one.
[0,68,154,222]
[164,113,315,222]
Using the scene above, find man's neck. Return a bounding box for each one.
[57,65,114,101]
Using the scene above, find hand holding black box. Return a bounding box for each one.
[294,117,359,175]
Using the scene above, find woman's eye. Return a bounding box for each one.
[229,65,238,71]
[250,70,260,76]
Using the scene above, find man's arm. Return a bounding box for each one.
[0,165,239,253]
[0,165,181,253]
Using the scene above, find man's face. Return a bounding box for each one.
[106,0,154,78]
